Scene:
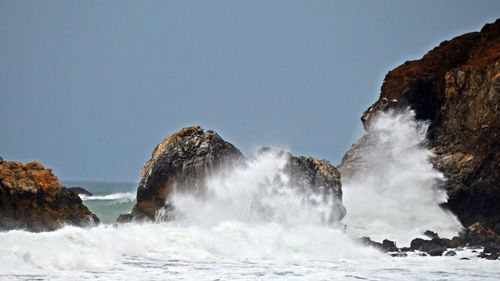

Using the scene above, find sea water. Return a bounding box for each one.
[1,111,499,280]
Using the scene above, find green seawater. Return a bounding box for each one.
[61,181,137,224]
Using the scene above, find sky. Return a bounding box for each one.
[0,0,499,182]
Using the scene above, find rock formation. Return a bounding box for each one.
[122,126,346,224]
[0,160,99,232]
[259,147,346,223]
[340,19,500,230]
[127,126,245,221]
[67,186,93,196]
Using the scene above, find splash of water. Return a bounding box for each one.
[169,150,340,227]
[342,110,463,245]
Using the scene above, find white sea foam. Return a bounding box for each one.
[79,192,135,202]
[342,110,463,245]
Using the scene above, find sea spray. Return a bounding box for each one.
[170,150,339,227]
[342,109,463,245]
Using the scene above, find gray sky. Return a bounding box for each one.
[1,1,498,182]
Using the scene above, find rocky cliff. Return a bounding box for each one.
[122,127,346,223]
[340,20,500,231]
[0,160,99,232]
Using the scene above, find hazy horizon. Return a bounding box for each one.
[1,1,499,182]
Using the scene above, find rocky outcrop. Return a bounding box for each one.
[259,147,346,223]
[67,186,93,196]
[0,161,99,232]
[128,126,245,221]
[340,19,500,230]
[122,126,346,223]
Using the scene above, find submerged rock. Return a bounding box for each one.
[339,19,500,230]
[67,186,93,196]
[0,161,99,232]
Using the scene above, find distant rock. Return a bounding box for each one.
[0,160,99,232]
[67,186,93,196]
[0,156,3,163]
[126,126,245,221]
[339,19,500,230]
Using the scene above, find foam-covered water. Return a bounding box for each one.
[1,111,498,280]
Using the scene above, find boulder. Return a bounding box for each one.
[424,230,440,239]
[444,250,457,256]
[127,126,246,221]
[0,160,99,232]
[427,248,446,257]
[339,19,500,229]
[259,147,346,223]
[67,186,93,196]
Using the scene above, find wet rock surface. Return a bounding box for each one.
[340,19,500,230]
[122,127,347,224]
[127,126,245,221]
[0,161,99,232]
[368,223,500,259]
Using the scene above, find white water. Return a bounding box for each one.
[80,192,135,202]
[0,111,498,280]
[342,110,463,245]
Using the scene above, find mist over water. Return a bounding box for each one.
[342,110,463,245]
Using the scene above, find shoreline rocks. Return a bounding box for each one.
[0,160,99,232]
[363,223,500,260]
[340,19,500,230]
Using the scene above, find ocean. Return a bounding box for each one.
[1,111,499,280]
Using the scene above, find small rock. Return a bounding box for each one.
[390,252,407,257]
[424,230,439,239]
[485,253,499,260]
[427,248,446,256]
[460,257,470,260]
[483,244,500,254]
[116,214,133,224]
[382,239,399,252]
[67,186,93,196]
[444,250,457,256]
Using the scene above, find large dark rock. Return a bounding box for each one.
[122,126,347,223]
[0,161,99,232]
[128,126,245,221]
[340,19,500,229]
